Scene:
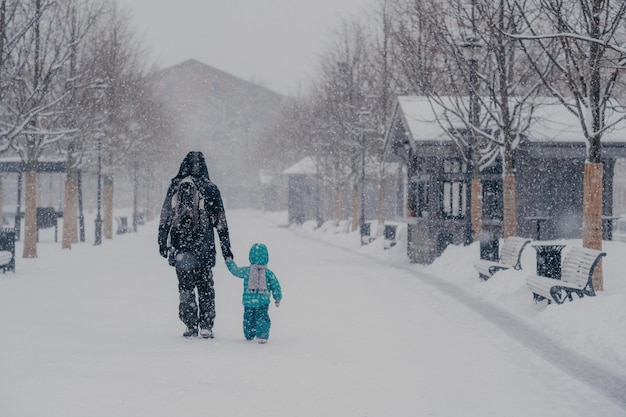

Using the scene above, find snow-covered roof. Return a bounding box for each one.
[396,96,626,144]
[396,96,459,142]
[282,157,318,175]
[528,101,626,144]
[283,157,399,177]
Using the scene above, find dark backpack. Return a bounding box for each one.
[169,176,205,253]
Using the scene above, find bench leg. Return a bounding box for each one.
[549,286,571,304]
[533,293,550,304]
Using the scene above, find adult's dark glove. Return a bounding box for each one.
[159,242,168,258]
[158,225,169,258]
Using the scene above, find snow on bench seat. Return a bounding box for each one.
[473,236,531,280]
[0,250,11,266]
[526,246,605,304]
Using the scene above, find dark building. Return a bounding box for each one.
[385,96,626,264]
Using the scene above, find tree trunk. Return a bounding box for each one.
[377,180,385,237]
[502,173,517,238]
[103,175,113,239]
[324,187,332,223]
[133,169,139,232]
[351,184,359,232]
[333,188,343,225]
[61,176,78,249]
[582,162,603,291]
[471,177,482,240]
[22,171,37,258]
[0,178,4,223]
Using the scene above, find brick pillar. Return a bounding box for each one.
[503,174,517,238]
[471,178,482,240]
[583,162,603,291]
[62,177,78,249]
[23,171,37,258]
[103,175,114,240]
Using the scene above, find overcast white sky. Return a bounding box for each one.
[118,0,368,96]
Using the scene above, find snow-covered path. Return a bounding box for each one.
[0,210,624,417]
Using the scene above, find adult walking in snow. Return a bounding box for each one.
[226,243,282,344]
[158,151,233,338]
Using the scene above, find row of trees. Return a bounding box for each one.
[282,0,626,290]
[0,0,172,257]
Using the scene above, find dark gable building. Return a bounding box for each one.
[385,96,626,264]
[150,59,288,208]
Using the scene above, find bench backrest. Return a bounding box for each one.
[0,228,15,254]
[561,247,606,288]
[500,237,531,268]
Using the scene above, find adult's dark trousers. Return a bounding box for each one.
[176,266,215,331]
[243,304,271,340]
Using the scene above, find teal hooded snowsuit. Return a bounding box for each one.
[226,243,282,340]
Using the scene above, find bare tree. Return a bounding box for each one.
[2,0,86,258]
[120,76,175,227]
[364,0,404,234]
[392,0,551,241]
[512,0,626,290]
[58,0,106,250]
[311,17,371,226]
[86,1,150,239]
[388,0,445,95]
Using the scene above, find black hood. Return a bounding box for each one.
[174,151,210,180]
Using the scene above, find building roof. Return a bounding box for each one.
[395,96,626,144]
[282,157,318,175]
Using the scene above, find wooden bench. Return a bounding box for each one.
[383,223,399,250]
[526,247,605,304]
[473,236,531,280]
[360,221,374,245]
[116,216,132,234]
[0,228,16,273]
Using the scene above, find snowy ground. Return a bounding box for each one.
[0,209,625,417]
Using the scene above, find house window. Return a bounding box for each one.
[442,158,467,219]
[442,181,467,218]
[409,175,430,217]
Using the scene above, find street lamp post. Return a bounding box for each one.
[78,171,85,242]
[95,135,103,245]
[360,129,366,246]
[461,37,481,246]
[357,109,371,246]
[91,79,107,246]
[133,160,138,232]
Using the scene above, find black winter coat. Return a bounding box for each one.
[158,151,233,268]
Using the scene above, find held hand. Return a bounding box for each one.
[225,257,233,262]
[275,300,280,307]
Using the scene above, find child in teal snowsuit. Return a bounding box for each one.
[226,243,282,344]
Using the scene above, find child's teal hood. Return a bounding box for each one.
[248,243,269,265]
